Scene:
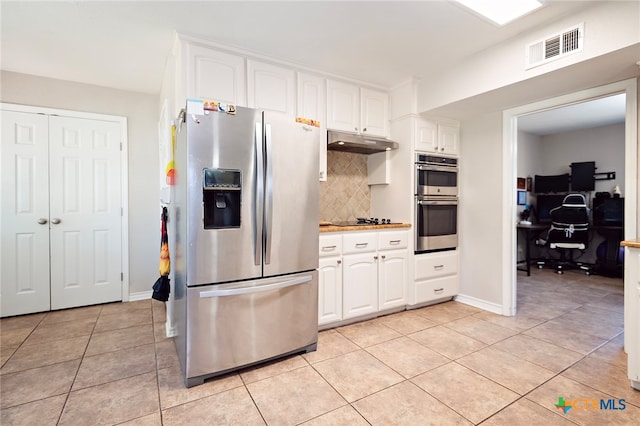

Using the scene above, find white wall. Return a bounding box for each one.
[418,1,640,113]
[516,130,542,211]
[1,71,160,297]
[538,123,625,196]
[458,112,504,306]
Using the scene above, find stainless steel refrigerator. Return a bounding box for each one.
[173,105,319,387]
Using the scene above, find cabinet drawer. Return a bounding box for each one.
[319,235,342,257]
[414,275,458,303]
[378,230,408,251]
[342,232,378,254]
[415,251,458,280]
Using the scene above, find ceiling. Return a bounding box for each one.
[0,1,627,133]
[518,93,627,136]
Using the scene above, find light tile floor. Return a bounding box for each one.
[1,268,638,425]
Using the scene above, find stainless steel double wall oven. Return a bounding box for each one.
[415,154,458,253]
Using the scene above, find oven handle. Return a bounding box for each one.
[416,164,458,173]
[417,199,458,206]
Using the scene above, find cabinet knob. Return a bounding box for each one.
[374,256,378,260]
[440,147,444,151]
[337,260,342,265]
[355,127,358,132]
[362,127,367,132]
[37,218,48,225]
[51,218,61,225]
[381,255,386,259]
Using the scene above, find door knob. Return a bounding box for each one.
[51,218,61,224]
[37,218,48,225]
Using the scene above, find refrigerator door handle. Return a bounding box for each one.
[255,122,264,266]
[199,275,312,298]
[264,123,274,265]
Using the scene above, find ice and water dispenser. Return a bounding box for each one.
[203,168,241,229]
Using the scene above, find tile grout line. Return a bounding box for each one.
[56,305,103,426]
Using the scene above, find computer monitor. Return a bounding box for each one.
[534,174,570,194]
[593,197,624,226]
[535,194,566,223]
[570,161,596,192]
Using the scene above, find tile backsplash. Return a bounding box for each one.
[320,151,370,223]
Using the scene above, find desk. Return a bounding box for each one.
[517,223,549,276]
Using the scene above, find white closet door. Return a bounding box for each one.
[48,116,122,309]
[1,111,52,316]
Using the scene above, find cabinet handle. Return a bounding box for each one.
[51,218,61,225]
[363,127,367,132]
[355,243,368,248]
[355,127,358,132]
[337,260,342,265]
[322,245,336,251]
[389,240,401,245]
[434,264,444,270]
[37,218,48,225]
[381,255,386,259]
[434,288,444,293]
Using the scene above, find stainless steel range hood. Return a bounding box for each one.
[327,130,398,154]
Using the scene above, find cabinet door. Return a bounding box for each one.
[326,80,359,133]
[297,72,327,181]
[379,250,407,310]
[438,124,459,156]
[297,72,325,122]
[318,257,343,325]
[186,44,246,106]
[342,253,378,319]
[415,119,438,153]
[360,88,389,137]
[0,111,51,316]
[247,60,295,115]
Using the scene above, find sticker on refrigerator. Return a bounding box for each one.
[186,99,204,115]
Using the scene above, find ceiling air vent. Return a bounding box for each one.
[526,23,583,69]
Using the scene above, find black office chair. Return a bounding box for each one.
[545,194,591,275]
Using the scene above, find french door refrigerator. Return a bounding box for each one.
[174,105,319,387]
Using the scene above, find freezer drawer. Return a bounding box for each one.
[182,271,318,387]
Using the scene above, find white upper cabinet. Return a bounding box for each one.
[185,43,246,106]
[326,80,389,137]
[247,59,295,115]
[326,79,360,133]
[297,72,325,122]
[361,88,389,137]
[415,118,459,156]
[297,72,327,181]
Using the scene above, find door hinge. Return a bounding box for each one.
[120,142,122,151]
[121,272,124,281]
[121,207,123,216]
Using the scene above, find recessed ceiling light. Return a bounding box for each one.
[454,0,543,26]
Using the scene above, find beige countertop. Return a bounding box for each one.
[320,223,411,233]
[621,239,640,249]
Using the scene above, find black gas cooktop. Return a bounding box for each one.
[332,218,399,227]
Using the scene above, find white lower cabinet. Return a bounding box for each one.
[343,252,378,319]
[379,249,408,310]
[318,229,408,326]
[413,250,459,305]
[318,256,343,326]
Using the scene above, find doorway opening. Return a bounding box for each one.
[502,78,638,317]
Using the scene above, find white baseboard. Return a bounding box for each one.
[455,294,504,315]
[166,322,177,338]
[128,290,153,302]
